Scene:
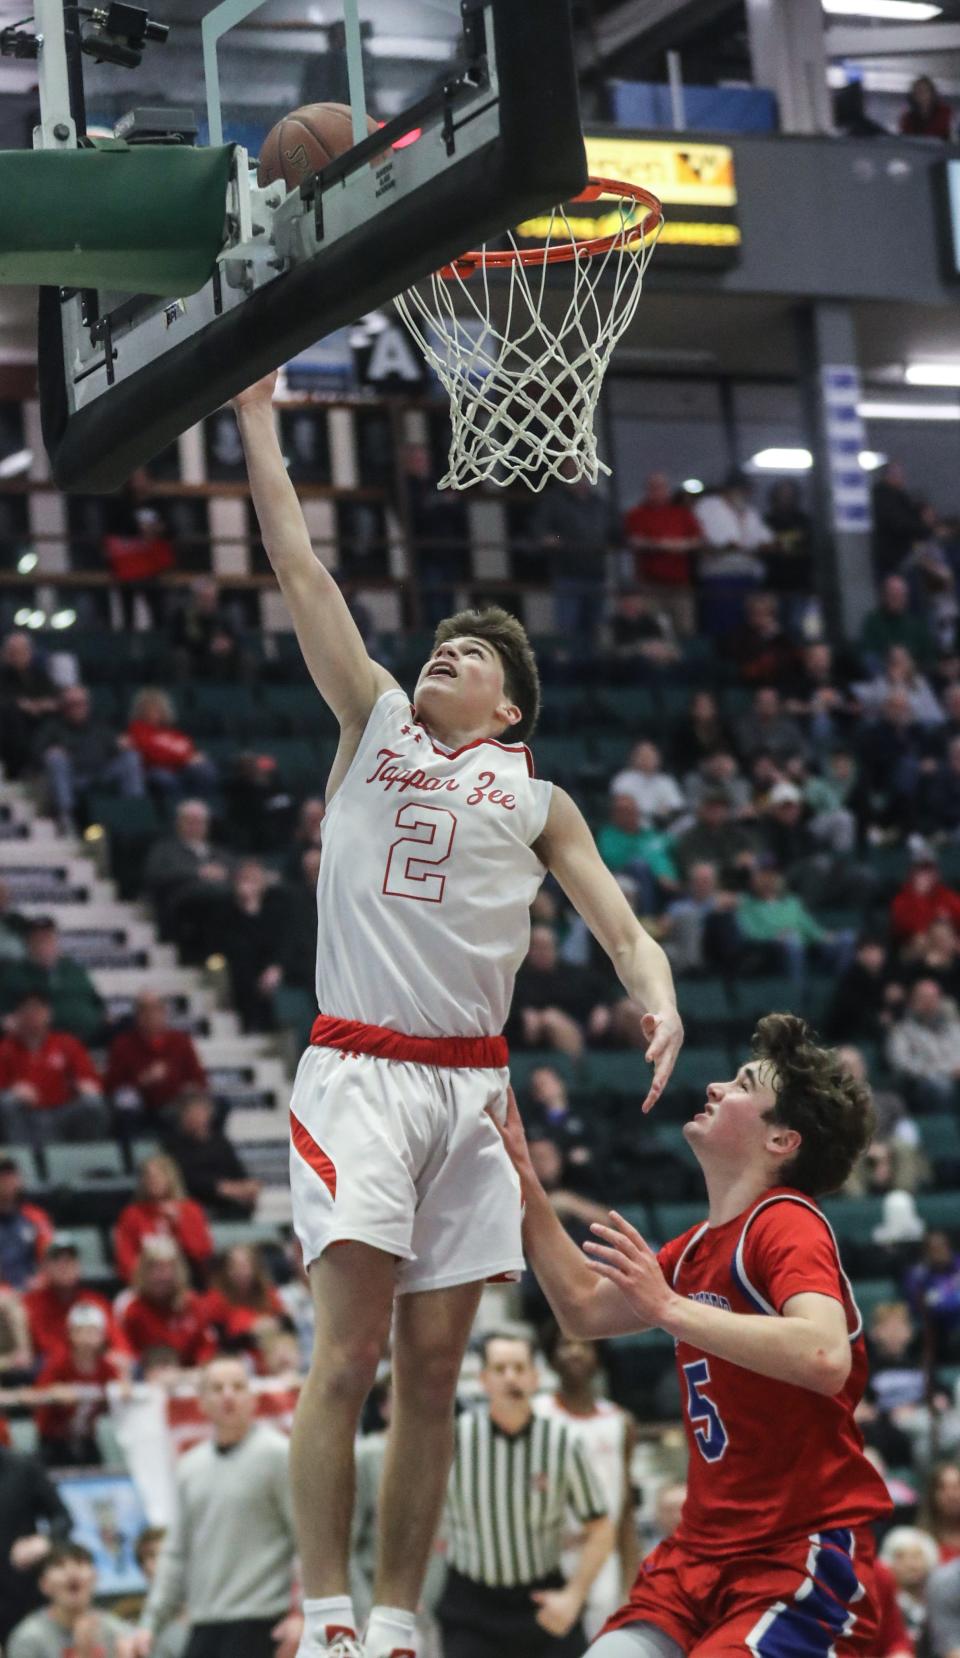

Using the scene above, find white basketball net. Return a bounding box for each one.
[394,189,661,493]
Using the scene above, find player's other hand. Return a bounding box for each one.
[489,1087,534,1198]
[532,1585,581,1637]
[231,371,279,412]
[641,1007,684,1114]
[584,1210,675,1328]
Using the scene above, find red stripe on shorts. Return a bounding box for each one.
[310,1013,508,1069]
[290,1108,337,1199]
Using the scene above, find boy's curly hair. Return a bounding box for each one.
[753,1013,875,1196]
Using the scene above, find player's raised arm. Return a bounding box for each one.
[232,372,399,728]
[535,786,683,1111]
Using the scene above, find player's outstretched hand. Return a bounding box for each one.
[640,1007,684,1114]
[583,1210,675,1328]
[231,370,279,412]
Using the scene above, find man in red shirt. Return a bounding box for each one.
[0,995,107,1146]
[890,852,960,942]
[624,474,703,637]
[34,1301,124,1466]
[104,991,207,1121]
[25,1233,129,1363]
[499,1013,891,1657]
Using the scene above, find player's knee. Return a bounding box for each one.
[394,1338,463,1411]
[312,1334,383,1404]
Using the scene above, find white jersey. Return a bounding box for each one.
[534,1393,629,1524]
[315,688,552,1038]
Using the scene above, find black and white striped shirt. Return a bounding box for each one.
[447,1406,608,1588]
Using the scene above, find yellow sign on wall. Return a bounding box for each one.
[584,136,738,209]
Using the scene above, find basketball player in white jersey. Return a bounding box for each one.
[231,371,682,1658]
[535,1328,639,1640]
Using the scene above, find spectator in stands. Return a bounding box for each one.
[605,588,680,668]
[855,645,945,729]
[623,472,701,636]
[200,1244,284,1361]
[275,849,320,994]
[833,79,888,138]
[138,1355,299,1658]
[803,747,861,850]
[609,741,684,826]
[734,685,807,765]
[0,1153,52,1289]
[168,578,246,684]
[923,1462,960,1562]
[508,925,648,1058]
[845,1134,927,1199]
[836,1043,919,1157]
[734,859,837,981]
[726,591,797,686]
[203,860,291,1032]
[880,1527,941,1650]
[672,789,760,885]
[118,1237,217,1367]
[888,979,960,1106]
[0,918,104,1046]
[144,800,236,943]
[918,735,960,837]
[900,76,954,141]
[0,994,107,1146]
[277,1234,313,1373]
[105,992,208,1126]
[905,1232,960,1362]
[0,632,59,782]
[826,937,905,1041]
[7,1542,133,1658]
[163,1088,259,1219]
[681,750,752,818]
[901,917,960,1000]
[114,1154,214,1284]
[868,1302,928,1420]
[784,643,857,747]
[25,1233,126,1364]
[763,479,815,603]
[0,1438,73,1648]
[535,465,618,648]
[32,684,145,835]
[660,859,741,976]
[926,682,960,759]
[522,1065,598,1187]
[891,851,960,942]
[281,797,324,884]
[862,574,934,669]
[693,471,773,635]
[33,1301,124,1467]
[402,441,468,628]
[858,690,927,834]
[0,878,27,963]
[126,690,217,802]
[872,1560,921,1658]
[0,1279,32,1379]
[596,796,678,914]
[669,690,734,776]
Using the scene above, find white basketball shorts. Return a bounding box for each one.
[289,1037,524,1295]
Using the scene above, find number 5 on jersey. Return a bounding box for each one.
[682,1358,729,1463]
[383,803,457,903]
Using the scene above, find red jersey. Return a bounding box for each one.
[656,1188,890,1557]
[0,1032,101,1109]
[119,1290,217,1364]
[199,1286,286,1351]
[113,1198,213,1282]
[624,501,701,587]
[873,1560,914,1656]
[25,1283,129,1361]
[35,1350,122,1445]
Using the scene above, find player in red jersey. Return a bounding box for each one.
[497,1013,891,1657]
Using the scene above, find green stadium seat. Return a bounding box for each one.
[210,1220,281,1253]
[819,1196,885,1242]
[509,1052,578,1092]
[866,844,911,893]
[683,979,738,1041]
[260,739,331,789]
[2,1144,42,1183]
[70,1227,108,1272]
[732,979,803,1024]
[651,1200,706,1240]
[45,1142,125,1183]
[803,977,835,1029]
[581,733,633,777]
[260,684,339,735]
[273,986,316,1052]
[87,792,161,841]
[9,1417,39,1456]
[530,735,588,782]
[128,1139,162,1172]
[95,1415,126,1467]
[918,1116,960,1164]
[615,1203,652,1235]
[609,1326,674,1353]
[668,1046,731,1095]
[916,1192,960,1232]
[940,1364,960,1399]
[579,1051,647,1095]
[595,688,658,730]
[186,684,257,735]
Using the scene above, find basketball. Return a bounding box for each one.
[257,102,380,191]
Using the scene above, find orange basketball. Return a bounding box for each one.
[257,101,381,190]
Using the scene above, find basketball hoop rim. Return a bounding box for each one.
[437,177,663,279]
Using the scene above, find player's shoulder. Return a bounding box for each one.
[740,1187,831,1244]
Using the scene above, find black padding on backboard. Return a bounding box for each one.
[46,0,587,493]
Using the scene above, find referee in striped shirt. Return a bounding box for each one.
[438,1331,615,1658]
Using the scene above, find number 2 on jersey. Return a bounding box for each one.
[383,803,456,903]
[682,1358,728,1462]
